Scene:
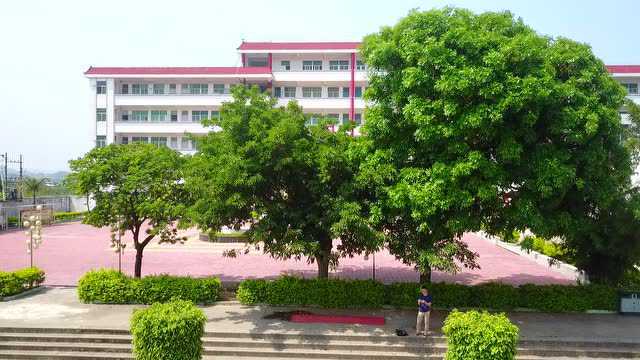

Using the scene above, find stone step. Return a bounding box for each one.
[0,349,133,360]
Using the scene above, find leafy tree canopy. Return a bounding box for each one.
[67,143,187,277]
[185,86,381,278]
[361,7,637,282]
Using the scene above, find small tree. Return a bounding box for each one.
[185,86,381,278]
[21,177,48,205]
[67,143,187,278]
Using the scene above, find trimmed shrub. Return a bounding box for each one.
[237,277,619,312]
[237,276,384,308]
[131,300,206,360]
[0,267,45,297]
[77,269,221,304]
[54,211,87,222]
[443,310,519,360]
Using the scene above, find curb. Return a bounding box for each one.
[1,286,46,302]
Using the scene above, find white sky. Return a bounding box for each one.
[1,0,639,172]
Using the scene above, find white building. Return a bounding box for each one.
[85,41,366,153]
[608,65,640,121]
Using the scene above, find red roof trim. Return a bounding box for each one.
[238,42,361,51]
[606,65,640,74]
[84,66,271,75]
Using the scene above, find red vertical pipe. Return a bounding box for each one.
[268,53,273,71]
[241,53,246,67]
[349,52,356,122]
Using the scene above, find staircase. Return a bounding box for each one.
[1,327,639,359]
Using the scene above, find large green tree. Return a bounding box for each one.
[67,143,187,278]
[185,86,380,278]
[361,8,639,283]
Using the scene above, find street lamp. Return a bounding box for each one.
[23,205,43,268]
[109,218,126,273]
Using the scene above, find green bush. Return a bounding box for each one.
[0,267,45,297]
[77,269,221,304]
[131,300,206,360]
[7,216,18,227]
[237,276,384,308]
[54,211,87,222]
[237,277,619,312]
[443,310,519,360]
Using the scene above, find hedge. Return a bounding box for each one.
[131,300,206,360]
[443,310,519,360]
[237,277,385,308]
[238,277,619,312]
[0,267,45,297]
[54,211,87,222]
[77,269,222,304]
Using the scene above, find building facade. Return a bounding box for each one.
[85,42,366,153]
[85,43,640,154]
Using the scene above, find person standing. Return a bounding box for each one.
[416,286,432,336]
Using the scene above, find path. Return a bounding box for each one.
[0,222,574,286]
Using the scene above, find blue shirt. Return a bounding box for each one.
[418,294,432,312]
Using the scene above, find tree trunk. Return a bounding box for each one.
[316,252,330,279]
[419,265,432,285]
[134,247,143,278]
[32,192,36,205]
[316,235,332,279]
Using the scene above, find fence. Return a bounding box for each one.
[0,195,93,231]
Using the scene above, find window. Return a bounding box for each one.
[329,60,349,71]
[153,84,165,95]
[342,87,349,98]
[302,87,321,98]
[170,111,178,122]
[284,87,296,98]
[182,84,208,95]
[96,136,106,148]
[150,110,167,122]
[210,111,220,119]
[327,87,339,98]
[623,83,639,95]
[132,136,149,143]
[281,60,290,71]
[306,114,321,126]
[170,137,178,149]
[150,137,167,147]
[327,113,339,124]
[212,84,225,94]
[121,112,129,121]
[355,86,363,98]
[181,110,189,122]
[121,84,129,94]
[248,57,268,67]
[131,111,149,122]
[302,60,322,71]
[168,84,177,94]
[96,81,107,94]
[181,138,193,150]
[342,113,350,125]
[274,87,282,98]
[120,136,128,145]
[132,84,148,95]
[354,113,362,126]
[356,60,366,71]
[192,110,209,122]
[96,108,106,122]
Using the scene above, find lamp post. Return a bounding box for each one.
[110,218,126,273]
[23,205,43,268]
[364,252,377,282]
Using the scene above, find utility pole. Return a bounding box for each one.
[18,154,23,201]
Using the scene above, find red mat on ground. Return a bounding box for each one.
[290,314,385,326]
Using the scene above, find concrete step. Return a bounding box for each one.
[0,349,133,360]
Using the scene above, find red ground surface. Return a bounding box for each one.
[0,222,574,286]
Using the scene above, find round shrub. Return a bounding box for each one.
[443,310,519,360]
[131,300,206,360]
[77,269,132,304]
[236,279,268,305]
[0,267,45,297]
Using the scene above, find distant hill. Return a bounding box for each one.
[5,169,69,183]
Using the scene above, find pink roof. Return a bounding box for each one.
[606,65,640,74]
[84,66,271,75]
[238,41,361,51]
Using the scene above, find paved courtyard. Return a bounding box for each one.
[0,222,574,286]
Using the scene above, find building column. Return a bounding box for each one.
[268,53,273,71]
[349,52,356,121]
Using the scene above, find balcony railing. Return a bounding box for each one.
[116,91,231,96]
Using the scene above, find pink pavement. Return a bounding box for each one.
[0,222,574,286]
